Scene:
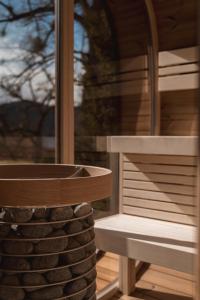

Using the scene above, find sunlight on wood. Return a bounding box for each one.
[96,253,194,300]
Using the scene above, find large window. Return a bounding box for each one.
[0,0,55,163]
[74,0,150,216]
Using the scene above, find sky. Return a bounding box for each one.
[0,0,55,105]
[0,0,88,106]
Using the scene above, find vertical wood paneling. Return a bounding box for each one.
[56,0,74,163]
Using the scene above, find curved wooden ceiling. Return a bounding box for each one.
[106,0,197,58]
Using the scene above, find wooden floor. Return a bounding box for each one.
[96,253,195,300]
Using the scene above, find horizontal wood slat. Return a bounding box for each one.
[124,189,194,206]
[109,137,197,156]
[159,47,197,67]
[123,198,194,216]
[123,206,195,226]
[124,154,196,166]
[159,74,199,91]
[123,162,196,176]
[124,171,196,186]
[123,180,195,196]
[85,73,198,99]
[159,63,198,76]
[122,153,197,225]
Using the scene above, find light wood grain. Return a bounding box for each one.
[123,162,196,176]
[95,214,195,247]
[96,250,194,299]
[123,206,195,226]
[119,257,136,295]
[124,171,196,186]
[123,189,194,206]
[56,0,74,164]
[145,0,160,135]
[123,198,194,216]
[108,136,198,156]
[0,164,112,207]
[123,180,195,196]
[124,154,196,166]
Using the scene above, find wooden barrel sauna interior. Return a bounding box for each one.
[0,164,112,300]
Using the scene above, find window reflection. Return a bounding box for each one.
[0,0,55,163]
[74,0,150,217]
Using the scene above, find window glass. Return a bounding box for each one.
[74,0,150,217]
[0,0,55,163]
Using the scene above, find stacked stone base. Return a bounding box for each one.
[0,204,96,300]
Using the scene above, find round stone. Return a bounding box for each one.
[46,267,72,283]
[31,255,59,270]
[34,208,50,220]
[0,224,10,237]
[0,287,25,300]
[5,208,33,223]
[51,207,74,221]
[68,289,87,300]
[89,229,95,239]
[86,215,94,227]
[52,222,66,230]
[23,273,47,286]
[84,269,97,284]
[80,219,90,229]
[2,257,31,270]
[67,238,80,250]
[51,229,66,237]
[28,285,63,300]
[62,248,85,264]
[85,243,96,257]
[66,221,83,234]
[74,203,92,218]
[75,231,91,245]
[3,240,33,254]
[71,259,93,276]
[19,222,52,238]
[1,274,20,286]
[34,235,68,254]
[85,283,96,299]
[65,278,87,295]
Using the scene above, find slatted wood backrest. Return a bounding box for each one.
[121,153,197,226]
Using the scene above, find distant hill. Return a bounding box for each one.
[0,100,55,136]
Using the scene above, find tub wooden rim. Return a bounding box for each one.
[0,164,112,207]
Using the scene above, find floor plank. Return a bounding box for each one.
[96,253,194,300]
[139,269,194,296]
[150,265,194,282]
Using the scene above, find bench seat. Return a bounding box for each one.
[95,214,195,274]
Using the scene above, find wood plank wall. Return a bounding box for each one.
[107,0,198,136]
[81,0,198,137]
[159,48,198,136]
[91,46,198,136]
[153,0,197,52]
[109,0,151,136]
[121,153,197,225]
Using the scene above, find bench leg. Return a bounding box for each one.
[119,256,136,295]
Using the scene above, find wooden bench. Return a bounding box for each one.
[95,136,197,295]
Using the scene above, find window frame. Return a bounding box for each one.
[55,0,74,164]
